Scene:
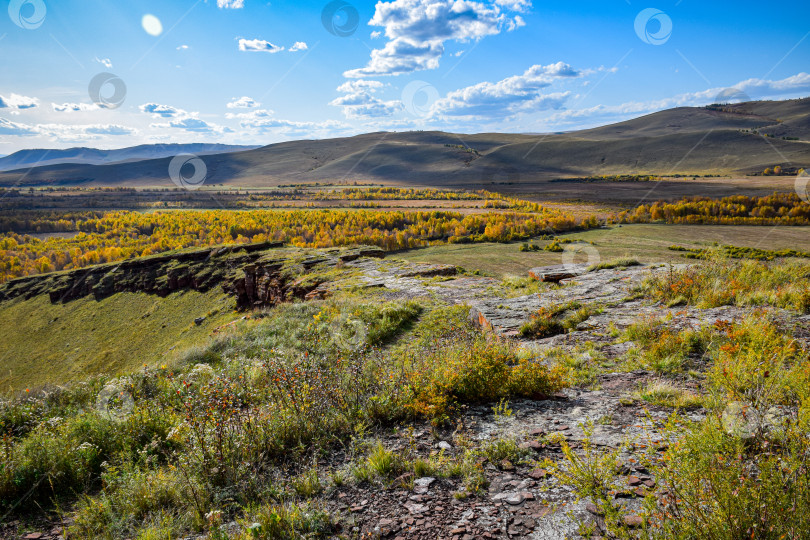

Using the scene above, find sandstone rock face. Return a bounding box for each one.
[0,241,282,304]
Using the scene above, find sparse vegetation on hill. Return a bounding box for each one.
[0,288,238,392]
[550,174,661,183]
[642,256,810,312]
[668,243,810,261]
[519,301,600,339]
[551,315,810,538]
[0,297,564,538]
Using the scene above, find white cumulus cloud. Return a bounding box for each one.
[344,0,529,78]
[330,80,403,118]
[140,103,183,118]
[227,96,260,109]
[494,0,531,12]
[238,38,284,53]
[0,117,139,140]
[0,117,38,136]
[0,94,39,110]
[139,102,231,134]
[432,62,580,118]
[226,109,348,136]
[151,116,232,135]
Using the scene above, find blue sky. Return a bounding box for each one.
[0,0,808,152]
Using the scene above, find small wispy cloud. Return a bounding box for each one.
[289,41,308,52]
[94,57,113,69]
[139,102,232,134]
[546,72,810,127]
[52,102,100,112]
[0,117,37,135]
[217,0,244,8]
[0,118,137,140]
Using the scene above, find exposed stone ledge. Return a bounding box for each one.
[0,242,385,310]
[528,264,588,282]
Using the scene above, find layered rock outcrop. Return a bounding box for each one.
[0,242,385,310]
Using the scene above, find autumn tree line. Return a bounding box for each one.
[617,193,810,225]
[4,191,810,285]
[0,206,590,284]
[0,189,545,233]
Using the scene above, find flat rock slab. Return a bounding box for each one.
[348,258,497,305]
[469,265,660,337]
[529,264,589,282]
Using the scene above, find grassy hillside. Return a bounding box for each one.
[0,241,383,392]
[396,224,810,277]
[0,288,239,392]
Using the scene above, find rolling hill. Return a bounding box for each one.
[0,98,807,191]
[0,143,257,171]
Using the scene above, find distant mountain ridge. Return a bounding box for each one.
[0,98,807,189]
[0,143,258,171]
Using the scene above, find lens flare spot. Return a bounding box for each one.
[141,14,163,36]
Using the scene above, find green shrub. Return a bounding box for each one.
[291,468,323,498]
[635,380,702,408]
[708,318,804,412]
[519,301,602,339]
[644,318,810,538]
[406,330,567,422]
[412,458,437,478]
[648,415,810,539]
[238,502,336,539]
[507,357,567,399]
[587,257,641,272]
[624,318,713,373]
[69,465,192,539]
[0,397,48,439]
[366,442,398,477]
[0,406,172,512]
[519,301,584,338]
[481,438,524,465]
[545,428,632,537]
